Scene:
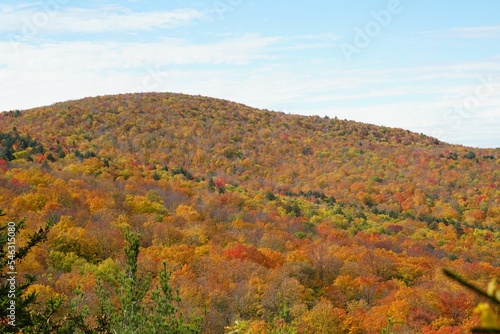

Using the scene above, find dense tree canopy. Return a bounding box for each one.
[0,93,499,332]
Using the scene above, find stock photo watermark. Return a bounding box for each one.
[176,0,243,20]
[5,221,17,327]
[10,0,71,53]
[429,74,499,142]
[133,64,166,92]
[339,0,410,63]
[213,0,244,19]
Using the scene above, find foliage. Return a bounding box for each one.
[1,93,499,332]
[1,212,201,333]
[0,210,55,332]
[444,269,500,333]
[0,131,45,161]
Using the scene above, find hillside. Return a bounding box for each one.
[1,92,499,332]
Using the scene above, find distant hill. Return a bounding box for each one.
[1,92,498,222]
[1,92,499,332]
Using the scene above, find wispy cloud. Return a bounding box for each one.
[1,34,280,69]
[0,6,205,35]
[0,33,283,110]
[57,7,205,33]
[0,0,499,148]
[426,25,500,39]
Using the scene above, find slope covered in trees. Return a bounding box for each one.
[0,92,499,332]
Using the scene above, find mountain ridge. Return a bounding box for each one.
[1,92,499,332]
[3,92,446,147]
[1,92,497,207]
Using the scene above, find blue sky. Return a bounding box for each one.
[1,0,499,148]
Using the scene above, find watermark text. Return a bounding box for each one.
[6,221,17,327]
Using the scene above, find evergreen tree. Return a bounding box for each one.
[94,278,113,334]
[149,262,203,333]
[115,229,152,333]
[0,210,55,332]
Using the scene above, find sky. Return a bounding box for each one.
[0,1,499,148]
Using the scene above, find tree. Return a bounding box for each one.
[114,229,152,333]
[444,269,500,333]
[149,262,203,333]
[94,278,113,334]
[300,299,346,334]
[0,210,55,332]
[112,229,202,333]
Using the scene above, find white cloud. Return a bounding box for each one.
[57,8,204,33]
[426,25,500,39]
[0,6,205,35]
[0,33,283,110]
[0,34,279,72]
[0,19,499,148]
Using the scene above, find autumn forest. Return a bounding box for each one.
[1,92,500,333]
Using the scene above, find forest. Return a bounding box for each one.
[0,92,499,333]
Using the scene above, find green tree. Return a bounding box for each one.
[115,229,152,333]
[149,262,203,333]
[0,210,55,332]
[94,278,113,334]
[113,229,202,333]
